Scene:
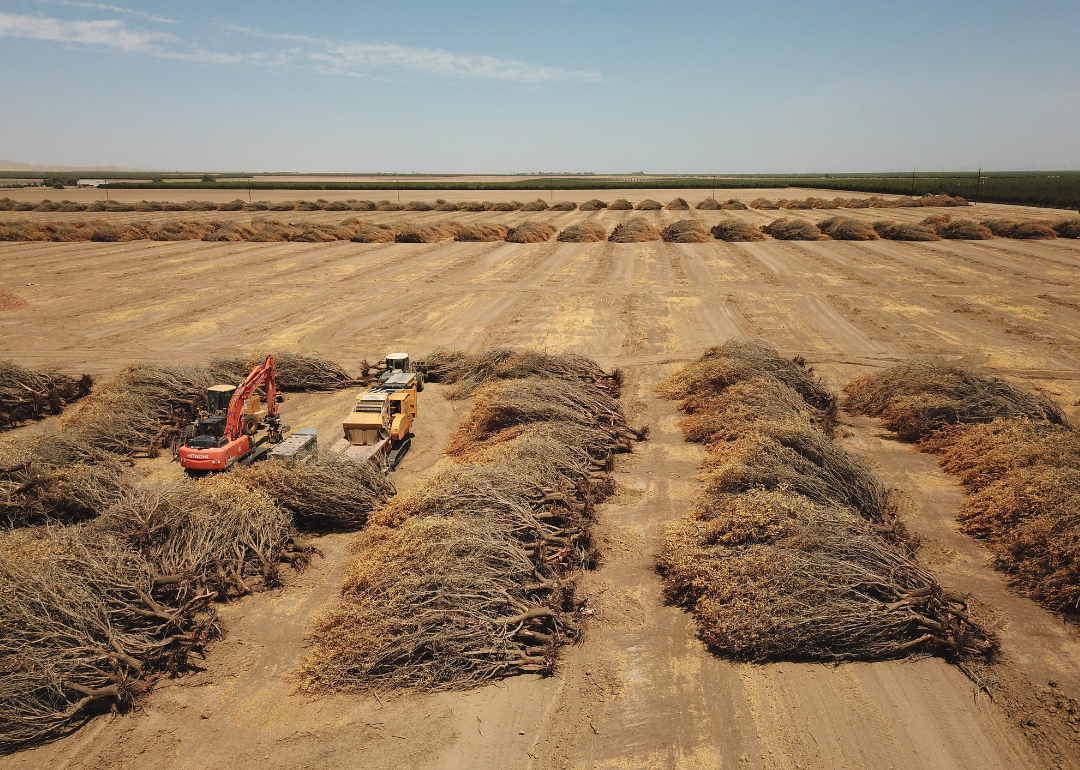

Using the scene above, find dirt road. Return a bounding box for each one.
[2,191,1078,769]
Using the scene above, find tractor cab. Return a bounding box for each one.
[206,384,235,413]
[380,352,425,391]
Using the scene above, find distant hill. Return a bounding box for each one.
[0,160,142,172]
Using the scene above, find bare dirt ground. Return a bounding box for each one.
[2,189,1079,769]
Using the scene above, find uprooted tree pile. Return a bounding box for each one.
[0,448,394,751]
[816,217,878,241]
[609,217,661,243]
[0,525,221,751]
[455,223,509,242]
[557,222,607,243]
[761,218,826,241]
[843,359,1064,441]
[424,347,619,398]
[711,220,765,242]
[297,348,644,692]
[662,220,711,243]
[655,340,993,662]
[920,215,993,240]
[0,405,393,749]
[0,362,92,431]
[506,222,557,243]
[0,353,362,527]
[872,221,939,241]
[844,360,1079,613]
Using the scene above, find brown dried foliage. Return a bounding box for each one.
[298,350,634,692]
[816,217,878,241]
[396,221,463,243]
[711,220,765,242]
[920,215,993,240]
[0,525,220,751]
[844,360,1064,441]
[0,362,92,431]
[455,223,509,242]
[609,217,661,243]
[846,362,1080,613]
[761,218,826,241]
[657,343,993,662]
[506,221,557,243]
[982,220,1057,239]
[872,221,940,241]
[662,219,711,243]
[557,222,607,243]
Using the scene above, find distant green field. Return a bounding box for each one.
[27,171,1080,209]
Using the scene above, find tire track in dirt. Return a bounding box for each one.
[585,243,615,286]
[729,243,782,286]
[915,242,1073,288]
[659,242,690,285]
[791,242,888,288]
[854,241,965,286]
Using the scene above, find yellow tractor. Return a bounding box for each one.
[334,352,423,470]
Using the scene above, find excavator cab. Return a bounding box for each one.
[188,415,228,449]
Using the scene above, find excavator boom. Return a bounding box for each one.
[225,355,278,441]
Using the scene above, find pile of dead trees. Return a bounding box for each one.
[0,361,92,431]
[656,340,994,662]
[0,352,394,750]
[298,348,642,692]
[846,361,1080,615]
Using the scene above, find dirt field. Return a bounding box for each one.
[2,188,1079,770]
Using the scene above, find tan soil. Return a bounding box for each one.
[0,285,27,311]
[2,189,1079,769]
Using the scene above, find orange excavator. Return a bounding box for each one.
[178,354,285,471]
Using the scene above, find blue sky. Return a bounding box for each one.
[1,0,1078,173]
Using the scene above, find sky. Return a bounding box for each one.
[0,0,1078,173]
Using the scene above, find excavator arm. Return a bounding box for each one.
[224,354,278,441]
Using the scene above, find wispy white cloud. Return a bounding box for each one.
[34,0,177,24]
[0,11,172,51]
[0,12,601,83]
[225,24,602,83]
[0,12,248,62]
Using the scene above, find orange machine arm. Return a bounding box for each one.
[225,354,277,441]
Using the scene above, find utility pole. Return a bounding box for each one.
[975,167,982,206]
[911,168,915,197]
[712,175,716,200]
